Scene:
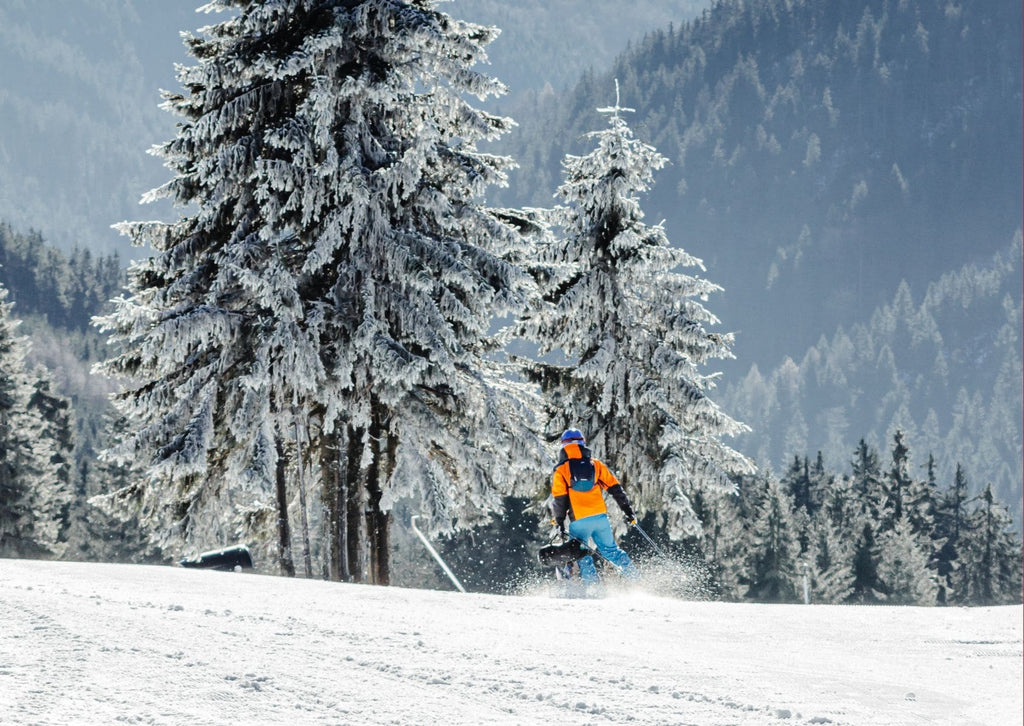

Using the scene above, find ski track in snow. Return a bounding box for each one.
[0,560,1020,726]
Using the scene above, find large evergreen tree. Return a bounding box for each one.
[96,0,541,582]
[516,89,752,538]
[958,483,1023,605]
[932,462,970,604]
[850,438,885,522]
[877,517,938,605]
[807,513,855,604]
[0,286,67,557]
[744,475,800,602]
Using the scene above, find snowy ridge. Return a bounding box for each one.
[1,560,1019,725]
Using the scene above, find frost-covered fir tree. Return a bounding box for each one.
[932,462,970,604]
[882,430,913,529]
[807,514,856,603]
[0,287,66,557]
[809,471,859,603]
[850,438,885,522]
[743,475,801,602]
[958,483,1023,605]
[96,0,541,581]
[782,453,831,556]
[877,517,938,605]
[849,517,886,602]
[782,455,814,514]
[517,87,753,538]
[914,453,941,550]
[698,471,761,601]
[26,375,74,550]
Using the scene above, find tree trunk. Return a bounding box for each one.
[365,417,383,585]
[366,461,391,585]
[294,413,313,578]
[345,424,366,582]
[275,435,296,577]
[335,407,394,586]
[365,405,395,585]
[319,428,347,581]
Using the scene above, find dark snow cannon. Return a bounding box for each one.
[179,545,254,572]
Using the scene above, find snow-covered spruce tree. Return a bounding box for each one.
[96,0,541,581]
[743,475,801,602]
[877,517,938,605]
[932,462,969,604]
[0,287,66,558]
[782,455,814,515]
[850,438,885,522]
[812,471,859,603]
[516,91,753,538]
[808,515,856,604]
[910,451,940,537]
[845,438,887,601]
[849,518,885,603]
[881,430,911,528]
[958,484,1023,605]
[696,474,751,601]
[26,375,75,551]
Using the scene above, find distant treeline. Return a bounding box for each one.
[723,237,1023,521]
[0,223,124,334]
[702,434,1022,607]
[0,222,148,564]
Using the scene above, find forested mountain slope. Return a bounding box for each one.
[723,235,1022,511]
[447,0,706,99]
[498,0,1022,362]
[0,2,198,254]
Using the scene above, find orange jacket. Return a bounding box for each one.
[551,443,630,522]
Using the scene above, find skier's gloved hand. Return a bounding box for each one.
[624,509,637,526]
[551,518,566,538]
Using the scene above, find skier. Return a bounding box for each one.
[551,429,640,584]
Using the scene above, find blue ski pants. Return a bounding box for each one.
[569,513,639,583]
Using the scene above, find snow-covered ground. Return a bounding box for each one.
[0,559,1020,726]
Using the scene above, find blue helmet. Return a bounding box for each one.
[560,429,585,446]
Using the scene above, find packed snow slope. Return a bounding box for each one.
[1,560,1020,726]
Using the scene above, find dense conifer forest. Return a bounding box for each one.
[0,224,151,563]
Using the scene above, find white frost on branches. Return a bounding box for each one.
[0,286,67,557]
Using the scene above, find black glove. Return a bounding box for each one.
[551,518,566,537]
[623,509,637,526]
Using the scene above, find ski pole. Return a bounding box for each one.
[630,521,669,559]
[410,515,466,593]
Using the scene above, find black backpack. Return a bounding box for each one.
[568,457,597,492]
